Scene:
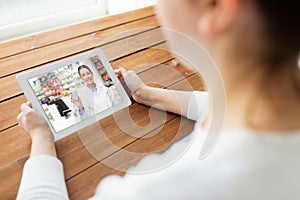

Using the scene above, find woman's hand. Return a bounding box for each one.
[17,102,53,141]
[71,96,84,111]
[115,68,149,103]
[115,68,197,118]
[17,102,56,157]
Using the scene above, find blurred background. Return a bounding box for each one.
[0,0,157,43]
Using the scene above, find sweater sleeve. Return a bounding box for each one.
[17,155,69,200]
[186,91,209,122]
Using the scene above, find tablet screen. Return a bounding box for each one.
[28,55,123,132]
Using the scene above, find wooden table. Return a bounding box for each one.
[0,7,204,200]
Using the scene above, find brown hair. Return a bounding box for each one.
[245,1,300,128]
[78,65,93,77]
[255,0,300,66]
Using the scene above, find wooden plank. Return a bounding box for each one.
[62,72,203,178]
[0,116,195,200]
[0,126,31,167]
[61,105,177,178]
[0,7,155,59]
[111,43,173,74]
[0,74,203,200]
[168,72,206,91]
[0,62,196,169]
[67,117,195,200]
[60,73,202,180]
[0,42,171,103]
[0,28,167,130]
[0,17,161,78]
[66,74,205,200]
[0,95,26,131]
[0,56,194,132]
[0,156,27,200]
[58,72,202,178]
[0,105,177,200]
[0,7,209,200]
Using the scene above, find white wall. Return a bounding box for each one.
[107,0,157,15]
[0,0,157,43]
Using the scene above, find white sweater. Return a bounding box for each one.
[17,91,300,200]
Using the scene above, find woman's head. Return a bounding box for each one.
[254,1,299,66]
[156,0,299,69]
[78,65,94,85]
[156,0,300,130]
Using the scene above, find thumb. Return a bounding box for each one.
[21,103,32,114]
[119,67,127,77]
[123,70,145,93]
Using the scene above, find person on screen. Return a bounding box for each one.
[72,65,112,118]
[17,0,299,199]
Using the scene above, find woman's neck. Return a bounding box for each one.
[222,60,300,132]
[87,83,96,89]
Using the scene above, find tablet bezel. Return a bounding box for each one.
[16,48,131,141]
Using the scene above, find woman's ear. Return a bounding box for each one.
[197,0,240,36]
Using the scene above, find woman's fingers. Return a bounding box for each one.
[114,67,127,79]
[21,102,33,113]
[21,103,31,113]
[119,67,127,76]
[114,68,120,74]
[25,101,32,108]
[114,68,146,94]
[17,112,23,122]
[123,70,145,93]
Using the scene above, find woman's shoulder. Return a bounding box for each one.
[96,83,109,91]
[75,85,89,94]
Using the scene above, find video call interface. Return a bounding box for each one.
[29,56,122,132]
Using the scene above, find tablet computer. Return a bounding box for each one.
[17,48,131,141]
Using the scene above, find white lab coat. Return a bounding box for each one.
[74,82,113,118]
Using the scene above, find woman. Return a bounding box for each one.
[17,0,300,199]
[72,65,113,118]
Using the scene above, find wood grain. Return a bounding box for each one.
[0,7,155,59]
[0,95,26,131]
[0,17,161,78]
[66,74,205,200]
[0,74,203,200]
[67,117,195,200]
[0,7,206,200]
[0,62,197,170]
[0,42,171,103]
[0,56,194,132]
